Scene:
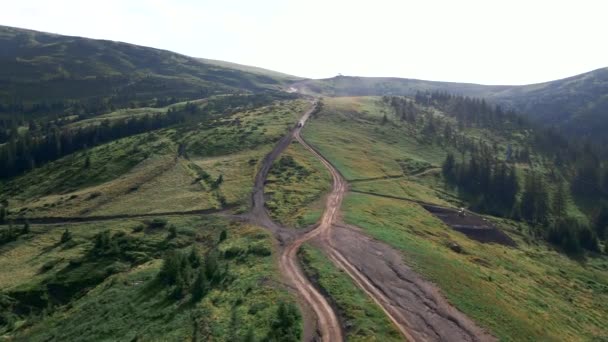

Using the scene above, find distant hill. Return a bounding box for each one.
[1,25,607,143]
[197,58,303,82]
[0,25,293,107]
[490,68,608,142]
[292,68,608,143]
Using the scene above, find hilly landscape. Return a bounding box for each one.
[1,25,608,342]
[293,68,608,144]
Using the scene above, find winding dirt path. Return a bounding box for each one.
[294,122,416,340]
[252,100,495,341]
[249,102,343,342]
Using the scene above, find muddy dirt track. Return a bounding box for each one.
[249,102,343,342]
[251,100,497,341]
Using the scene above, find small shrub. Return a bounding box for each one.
[167,225,177,239]
[60,229,72,243]
[40,259,62,273]
[223,246,245,259]
[248,244,272,257]
[132,225,145,233]
[146,218,168,229]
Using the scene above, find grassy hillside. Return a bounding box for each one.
[291,76,504,98]
[198,58,303,82]
[0,216,298,341]
[302,96,608,340]
[0,97,309,339]
[0,25,290,109]
[1,99,308,219]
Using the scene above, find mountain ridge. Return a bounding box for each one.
[1,24,607,142]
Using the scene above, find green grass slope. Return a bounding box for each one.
[0,94,310,340]
[0,25,288,107]
[198,58,303,82]
[1,99,307,218]
[0,216,298,341]
[302,96,608,341]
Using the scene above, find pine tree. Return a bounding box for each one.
[0,206,6,224]
[219,230,227,243]
[520,173,538,223]
[442,153,456,182]
[189,246,202,268]
[159,251,181,285]
[205,251,219,283]
[594,205,608,240]
[266,302,301,341]
[213,174,224,189]
[535,185,550,225]
[21,221,30,235]
[552,180,568,219]
[171,270,188,299]
[191,268,209,301]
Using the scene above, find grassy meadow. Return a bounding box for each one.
[266,141,331,228]
[0,216,298,341]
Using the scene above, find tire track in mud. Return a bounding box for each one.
[293,125,416,341]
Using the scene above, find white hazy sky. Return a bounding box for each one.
[1,0,607,85]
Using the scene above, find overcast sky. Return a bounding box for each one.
[2,0,607,85]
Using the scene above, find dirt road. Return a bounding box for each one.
[249,102,343,342]
[295,113,495,341]
[252,101,494,341]
[294,122,417,340]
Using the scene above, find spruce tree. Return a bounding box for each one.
[189,246,202,268]
[552,180,568,219]
[442,153,456,182]
[21,221,30,235]
[191,268,208,301]
[219,230,227,243]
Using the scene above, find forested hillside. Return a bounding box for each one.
[387,92,607,254]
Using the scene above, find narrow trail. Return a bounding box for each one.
[6,206,237,225]
[294,125,416,341]
[249,102,343,342]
